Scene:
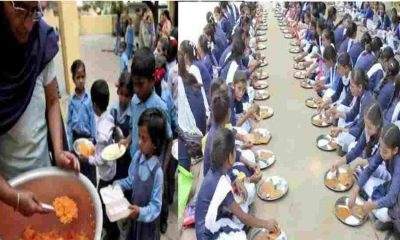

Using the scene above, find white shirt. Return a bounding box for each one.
[0,59,55,180]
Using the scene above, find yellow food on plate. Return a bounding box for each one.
[258,181,283,199]
[78,142,95,157]
[336,206,352,220]
[255,228,281,240]
[259,151,273,160]
[53,196,78,224]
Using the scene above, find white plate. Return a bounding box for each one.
[257,176,289,201]
[73,138,95,157]
[248,227,288,240]
[256,150,276,169]
[101,143,127,161]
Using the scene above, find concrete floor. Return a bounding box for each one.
[181,3,388,240]
[53,35,178,240]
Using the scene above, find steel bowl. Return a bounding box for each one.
[335,196,368,227]
[0,167,102,240]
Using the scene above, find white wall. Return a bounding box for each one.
[178,2,219,45]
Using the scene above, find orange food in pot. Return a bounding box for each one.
[53,196,78,224]
[21,226,88,240]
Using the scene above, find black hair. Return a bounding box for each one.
[351,68,369,90]
[119,41,127,51]
[337,52,353,70]
[334,13,352,30]
[91,79,109,112]
[322,29,335,45]
[226,37,246,65]
[70,59,86,79]
[364,101,383,157]
[327,6,337,20]
[371,37,383,55]
[212,90,230,125]
[379,47,395,62]
[361,32,372,52]
[214,6,223,15]
[392,14,399,26]
[118,71,133,96]
[233,70,246,86]
[220,1,229,11]
[209,78,228,100]
[210,128,235,171]
[393,74,400,100]
[318,2,326,16]
[138,108,168,156]
[198,34,212,54]
[346,21,357,38]
[162,10,171,21]
[131,47,155,80]
[204,23,216,43]
[381,124,400,151]
[386,58,400,78]
[317,20,325,33]
[177,50,201,89]
[180,40,196,64]
[206,11,216,25]
[323,45,336,63]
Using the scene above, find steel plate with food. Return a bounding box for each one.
[293,62,305,70]
[248,227,287,240]
[73,138,95,159]
[293,71,307,79]
[258,36,268,42]
[101,143,127,161]
[256,71,269,80]
[0,167,102,240]
[305,97,319,109]
[257,44,267,50]
[282,29,289,34]
[324,167,354,192]
[335,196,367,227]
[290,41,298,46]
[257,31,266,36]
[260,59,268,67]
[257,25,268,31]
[249,128,272,145]
[255,150,276,170]
[300,79,313,89]
[259,105,274,119]
[289,47,301,54]
[254,90,270,101]
[311,113,332,127]
[316,134,337,151]
[284,34,294,39]
[293,55,305,62]
[257,176,288,201]
[254,80,269,89]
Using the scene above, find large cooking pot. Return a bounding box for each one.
[0,167,102,240]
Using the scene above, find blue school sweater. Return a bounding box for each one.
[355,51,375,72]
[194,59,212,98]
[345,90,373,138]
[358,154,400,209]
[377,14,391,31]
[375,81,396,112]
[348,42,364,67]
[368,66,384,91]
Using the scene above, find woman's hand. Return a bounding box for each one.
[17,191,50,217]
[55,151,80,172]
[331,158,346,172]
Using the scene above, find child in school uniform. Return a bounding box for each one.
[120,42,129,73]
[383,75,400,126]
[197,34,219,80]
[330,69,374,154]
[332,101,390,180]
[117,108,167,240]
[354,33,375,72]
[205,13,229,64]
[228,70,256,132]
[313,45,339,99]
[374,58,399,112]
[67,59,97,186]
[349,124,400,232]
[109,72,134,240]
[85,79,118,240]
[195,128,278,240]
[368,46,393,91]
[319,52,353,113]
[387,15,400,54]
[118,47,172,234]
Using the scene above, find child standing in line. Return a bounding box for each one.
[85,79,118,239]
[109,72,134,240]
[120,42,129,74]
[117,108,167,240]
[118,47,172,234]
[67,59,97,186]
